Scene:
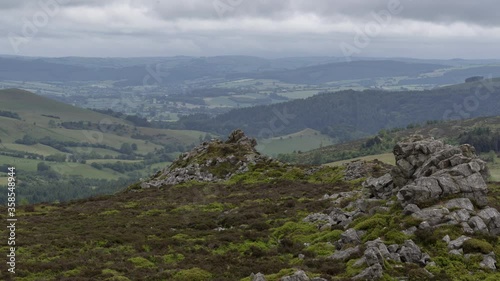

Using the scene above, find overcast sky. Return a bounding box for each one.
[1,0,500,59]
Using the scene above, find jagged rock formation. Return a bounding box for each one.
[140,129,277,188]
[298,136,498,280]
[392,136,489,207]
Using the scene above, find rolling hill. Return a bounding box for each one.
[173,78,500,141]
[0,89,207,203]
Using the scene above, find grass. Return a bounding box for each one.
[257,129,335,155]
[1,143,65,156]
[0,180,351,281]
[325,153,395,166]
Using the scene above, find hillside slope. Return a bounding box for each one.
[2,132,500,280]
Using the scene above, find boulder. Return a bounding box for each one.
[447,236,471,249]
[251,273,267,281]
[363,173,394,199]
[480,254,497,270]
[330,246,361,261]
[352,264,383,281]
[280,270,310,281]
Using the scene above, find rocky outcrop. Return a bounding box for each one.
[391,136,489,207]
[140,129,278,188]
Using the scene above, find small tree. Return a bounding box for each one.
[37,162,51,172]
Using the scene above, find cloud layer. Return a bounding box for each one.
[1,0,499,58]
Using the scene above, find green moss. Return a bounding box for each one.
[62,268,82,277]
[307,242,336,257]
[384,230,410,245]
[272,221,318,243]
[354,217,386,230]
[128,256,156,268]
[173,268,213,281]
[99,209,120,215]
[463,239,494,254]
[163,253,185,264]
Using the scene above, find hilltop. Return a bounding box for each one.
[2,131,500,280]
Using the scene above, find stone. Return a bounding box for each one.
[480,255,497,270]
[280,270,310,281]
[140,129,276,187]
[352,263,383,281]
[403,204,420,215]
[461,222,474,235]
[388,244,399,253]
[363,173,394,199]
[442,235,451,244]
[468,216,488,233]
[330,246,361,261]
[340,228,361,245]
[399,240,425,265]
[303,213,331,224]
[391,137,489,207]
[449,249,463,256]
[448,236,471,249]
[251,272,267,281]
[445,198,475,211]
[447,209,471,223]
[478,208,500,235]
[412,207,450,226]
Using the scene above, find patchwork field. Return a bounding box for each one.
[257,129,335,156]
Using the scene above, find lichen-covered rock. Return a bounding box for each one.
[280,270,310,281]
[139,129,279,188]
[352,263,383,281]
[251,272,267,281]
[391,136,489,207]
[363,173,393,199]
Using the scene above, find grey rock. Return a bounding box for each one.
[402,227,417,236]
[480,255,497,270]
[388,244,399,253]
[449,249,463,256]
[399,240,425,265]
[469,216,488,233]
[311,278,328,281]
[461,222,474,235]
[352,263,383,281]
[445,198,475,211]
[478,207,500,235]
[403,204,421,215]
[447,209,471,223]
[251,272,267,281]
[392,137,489,207]
[340,228,361,245]
[363,173,394,199]
[419,221,432,230]
[448,235,471,249]
[442,235,451,244]
[280,270,310,281]
[303,213,332,224]
[330,246,361,261]
[412,207,450,226]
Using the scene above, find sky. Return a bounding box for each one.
[1,0,500,59]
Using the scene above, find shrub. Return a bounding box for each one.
[173,268,213,281]
[128,257,156,268]
[463,239,494,254]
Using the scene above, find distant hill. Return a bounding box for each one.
[173,78,500,141]
[0,89,207,203]
[231,60,447,84]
